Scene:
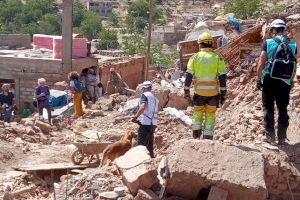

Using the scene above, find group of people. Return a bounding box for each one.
[184,19,297,146]
[80,66,102,104]
[131,19,298,158]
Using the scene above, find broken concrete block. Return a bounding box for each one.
[134,189,159,200]
[166,139,267,200]
[35,120,51,134]
[116,146,151,169]
[98,191,119,199]
[116,146,158,195]
[166,88,190,110]
[207,186,228,200]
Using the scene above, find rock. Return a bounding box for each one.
[3,192,14,200]
[91,104,101,110]
[134,189,159,200]
[97,96,114,111]
[116,146,151,169]
[116,146,158,195]
[166,88,190,110]
[207,186,228,200]
[135,83,170,111]
[98,191,119,199]
[91,110,104,117]
[25,127,35,135]
[114,187,125,197]
[166,140,267,200]
[53,81,68,91]
[35,120,52,134]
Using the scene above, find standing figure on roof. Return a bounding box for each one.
[105,67,129,94]
[184,32,227,140]
[257,19,298,145]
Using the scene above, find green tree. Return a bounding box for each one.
[38,13,61,35]
[79,12,102,40]
[96,29,119,50]
[122,33,177,66]
[122,33,146,55]
[73,1,85,27]
[126,0,164,33]
[108,12,119,27]
[224,0,261,19]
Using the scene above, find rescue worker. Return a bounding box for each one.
[184,32,227,140]
[257,19,297,145]
[132,81,159,158]
[105,68,129,95]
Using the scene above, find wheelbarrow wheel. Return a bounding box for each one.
[72,150,84,165]
[88,154,100,164]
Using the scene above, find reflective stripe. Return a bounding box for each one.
[219,87,227,91]
[196,86,217,90]
[194,77,216,81]
[204,129,213,136]
[192,124,201,131]
[194,81,218,86]
[184,86,190,90]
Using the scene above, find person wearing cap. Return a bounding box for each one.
[106,67,129,95]
[184,32,227,140]
[132,81,159,158]
[0,84,15,122]
[257,19,297,145]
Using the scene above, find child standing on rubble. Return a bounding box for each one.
[68,71,84,117]
[35,78,52,124]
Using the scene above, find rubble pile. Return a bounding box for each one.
[214,63,300,144]
[55,168,125,199]
[0,119,52,145]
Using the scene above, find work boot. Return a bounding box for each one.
[277,124,287,145]
[261,130,275,144]
[203,135,213,140]
[193,130,202,139]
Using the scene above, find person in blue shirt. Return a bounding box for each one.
[257,19,298,145]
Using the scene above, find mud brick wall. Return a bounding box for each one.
[0,56,97,108]
[216,25,263,70]
[0,34,31,49]
[100,56,146,92]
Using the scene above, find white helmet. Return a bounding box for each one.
[141,81,152,89]
[270,19,286,29]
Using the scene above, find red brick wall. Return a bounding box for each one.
[100,56,146,91]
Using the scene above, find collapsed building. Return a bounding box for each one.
[0,34,146,109]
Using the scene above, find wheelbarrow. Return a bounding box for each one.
[71,142,111,165]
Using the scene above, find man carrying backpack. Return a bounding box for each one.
[257,19,298,145]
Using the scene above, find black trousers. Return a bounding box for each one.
[262,75,291,140]
[38,106,52,124]
[138,125,156,158]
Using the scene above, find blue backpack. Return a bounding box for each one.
[73,80,85,92]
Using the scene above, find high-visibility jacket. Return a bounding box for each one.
[187,49,226,96]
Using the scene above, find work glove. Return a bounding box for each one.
[184,89,190,99]
[220,90,226,106]
[131,117,141,126]
[256,79,262,91]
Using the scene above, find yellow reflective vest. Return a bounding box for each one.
[187,49,226,97]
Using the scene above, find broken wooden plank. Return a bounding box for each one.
[12,162,96,172]
[12,185,37,196]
